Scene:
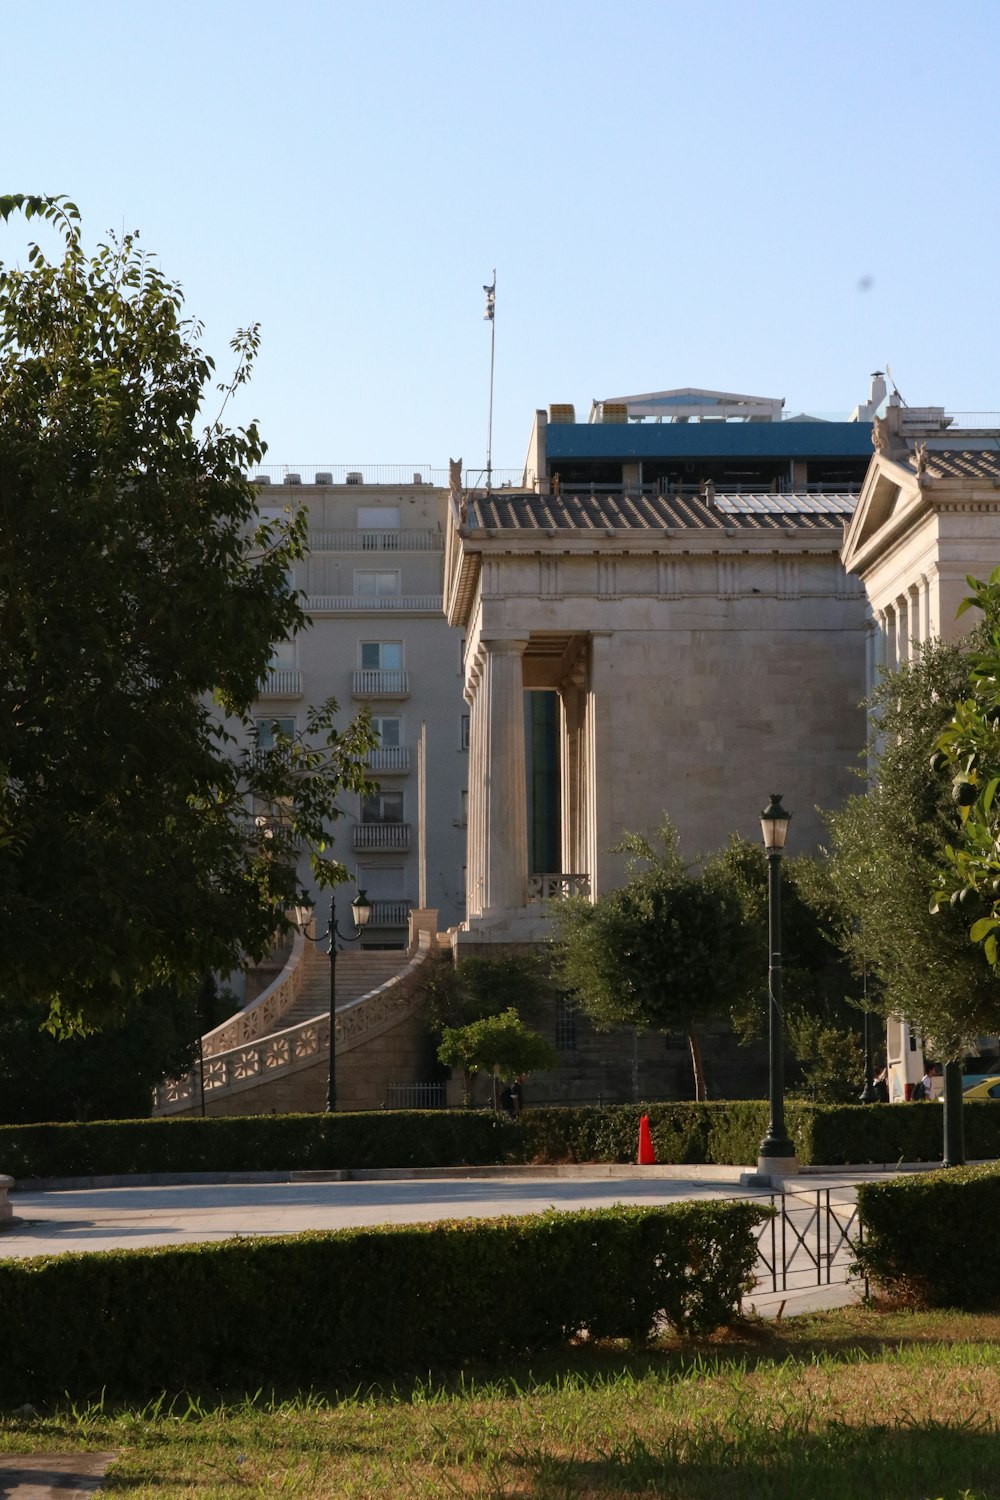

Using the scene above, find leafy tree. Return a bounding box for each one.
[0,195,376,1031]
[822,634,1000,1059]
[421,952,553,1034]
[436,1008,558,1106]
[932,568,1000,971]
[549,819,753,1099]
[0,977,232,1122]
[714,837,865,1100]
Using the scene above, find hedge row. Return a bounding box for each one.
[855,1163,1000,1308]
[0,1200,769,1403]
[2,1100,999,1179]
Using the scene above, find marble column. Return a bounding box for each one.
[479,638,529,913]
[895,594,909,666]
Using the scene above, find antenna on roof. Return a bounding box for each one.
[483,271,496,492]
[885,363,909,407]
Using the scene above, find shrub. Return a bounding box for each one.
[854,1162,1000,1307]
[3,1099,997,1181]
[0,1200,770,1403]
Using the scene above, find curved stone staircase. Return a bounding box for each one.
[153,917,440,1117]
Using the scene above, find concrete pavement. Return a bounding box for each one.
[0,1164,885,1321]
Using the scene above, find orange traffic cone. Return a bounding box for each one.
[638,1114,656,1165]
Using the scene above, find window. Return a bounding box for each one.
[254,716,295,751]
[357,507,400,529]
[362,791,404,824]
[355,570,400,596]
[358,506,400,550]
[269,637,296,669]
[460,714,470,750]
[555,996,577,1052]
[358,866,405,899]
[361,641,402,671]
[372,716,402,749]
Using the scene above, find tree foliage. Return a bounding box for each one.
[549,819,754,1098]
[421,952,554,1035]
[932,569,1000,970]
[822,634,1000,1058]
[0,195,375,1030]
[437,1008,558,1086]
[0,976,231,1123]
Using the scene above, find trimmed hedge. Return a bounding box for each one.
[0,1200,769,1403]
[0,1110,513,1179]
[855,1162,1000,1308]
[3,1100,999,1180]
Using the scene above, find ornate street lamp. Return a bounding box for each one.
[296,889,371,1111]
[756,795,799,1178]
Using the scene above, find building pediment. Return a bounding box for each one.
[841,452,925,577]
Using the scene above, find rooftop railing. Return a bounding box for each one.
[250,465,526,488]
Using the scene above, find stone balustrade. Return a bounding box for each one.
[200,930,306,1060]
[153,931,434,1115]
[527,872,591,901]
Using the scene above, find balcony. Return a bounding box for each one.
[367,746,410,775]
[307,595,443,614]
[353,823,411,851]
[258,669,303,698]
[307,528,442,553]
[368,899,413,928]
[527,873,591,902]
[352,670,410,699]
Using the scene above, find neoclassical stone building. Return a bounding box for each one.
[447,386,876,950]
[441,382,1000,1098]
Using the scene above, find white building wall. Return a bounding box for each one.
[252,481,468,935]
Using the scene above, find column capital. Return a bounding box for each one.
[480,637,528,656]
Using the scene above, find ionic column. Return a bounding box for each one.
[895,594,909,666]
[864,616,878,701]
[480,638,529,913]
[465,661,485,918]
[882,605,897,673]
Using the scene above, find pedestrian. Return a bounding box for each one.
[509,1076,523,1120]
[873,1068,889,1103]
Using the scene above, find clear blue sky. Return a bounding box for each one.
[5,0,998,474]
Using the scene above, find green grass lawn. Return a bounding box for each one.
[3,1307,1000,1498]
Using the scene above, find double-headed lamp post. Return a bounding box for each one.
[296,888,372,1112]
[757,794,799,1179]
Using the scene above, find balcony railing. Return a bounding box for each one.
[353,823,411,851]
[352,670,410,698]
[258,668,303,697]
[367,746,410,774]
[307,528,442,553]
[307,595,443,614]
[368,899,413,927]
[527,873,591,902]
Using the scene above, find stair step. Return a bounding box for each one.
[260,947,414,1035]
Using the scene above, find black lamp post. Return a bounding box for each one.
[298,888,372,1111]
[757,794,798,1176]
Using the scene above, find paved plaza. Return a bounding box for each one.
[0,1164,889,1317]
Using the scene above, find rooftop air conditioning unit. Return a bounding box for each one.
[346,471,363,484]
[284,472,302,485]
[254,474,271,485]
[314,472,333,485]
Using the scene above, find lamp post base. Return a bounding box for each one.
[740,1151,800,1189]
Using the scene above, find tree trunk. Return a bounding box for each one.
[687,1027,708,1101]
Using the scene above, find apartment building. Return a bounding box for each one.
[253,469,468,944]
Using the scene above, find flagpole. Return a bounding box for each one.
[484,271,496,493]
